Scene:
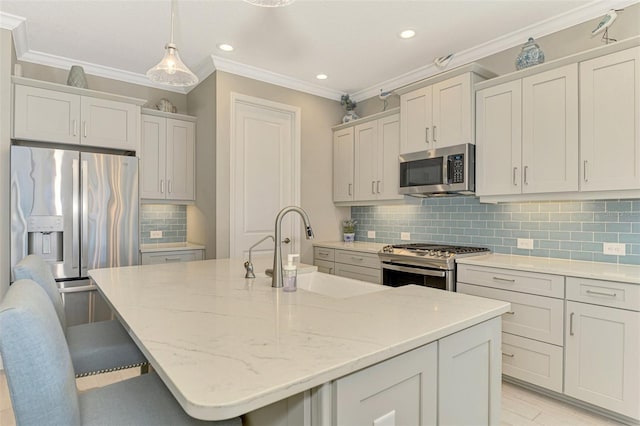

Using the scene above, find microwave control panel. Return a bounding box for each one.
[450,154,465,183]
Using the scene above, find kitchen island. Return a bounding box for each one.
[89,257,510,425]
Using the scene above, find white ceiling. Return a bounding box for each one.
[0,0,636,100]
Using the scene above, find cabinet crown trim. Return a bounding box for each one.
[332,107,399,131]
[142,108,197,122]
[12,76,147,106]
[395,63,496,95]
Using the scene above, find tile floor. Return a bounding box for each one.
[0,370,626,425]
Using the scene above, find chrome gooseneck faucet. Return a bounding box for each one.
[272,206,314,288]
[244,235,275,278]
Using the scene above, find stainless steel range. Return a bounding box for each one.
[378,243,490,291]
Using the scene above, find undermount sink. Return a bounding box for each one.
[296,271,389,299]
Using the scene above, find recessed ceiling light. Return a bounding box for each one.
[316,74,328,80]
[399,29,416,39]
[218,44,234,52]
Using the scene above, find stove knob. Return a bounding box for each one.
[428,250,435,256]
[436,250,443,257]
[382,245,394,253]
[444,251,451,257]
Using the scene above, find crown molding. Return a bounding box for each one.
[212,55,344,100]
[352,0,640,101]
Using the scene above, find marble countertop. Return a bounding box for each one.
[140,242,206,253]
[313,241,387,253]
[456,254,640,285]
[89,258,509,421]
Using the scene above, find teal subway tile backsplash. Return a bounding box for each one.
[351,197,640,265]
[140,204,187,244]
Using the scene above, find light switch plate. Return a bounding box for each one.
[603,242,626,256]
[400,232,411,241]
[367,230,376,238]
[517,238,534,249]
[150,230,163,239]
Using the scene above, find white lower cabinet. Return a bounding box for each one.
[313,246,381,284]
[501,332,563,392]
[565,278,640,420]
[140,249,204,265]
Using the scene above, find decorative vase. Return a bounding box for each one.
[343,233,355,243]
[342,110,359,124]
[67,65,88,89]
[516,37,545,70]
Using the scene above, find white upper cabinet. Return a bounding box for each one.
[399,66,493,155]
[333,127,354,202]
[13,78,143,152]
[521,64,579,194]
[475,41,640,201]
[400,86,432,154]
[141,111,196,201]
[476,80,522,197]
[334,109,402,204]
[580,47,640,192]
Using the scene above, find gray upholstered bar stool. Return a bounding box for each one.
[0,279,242,426]
[13,254,148,377]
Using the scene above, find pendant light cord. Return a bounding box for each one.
[170,0,175,45]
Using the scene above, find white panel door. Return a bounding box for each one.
[432,73,472,148]
[522,64,579,194]
[140,114,166,199]
[400,86,432,154]
[354,121,378,201]
[333,127,354,202]
[565,302,640,420]
[166,118,195,201]
[580,47,640,192]
[13,85,80,144]
[476,80,522,196]
[81,97,139,151]
[231,96,299,258]
[378,114,403,200]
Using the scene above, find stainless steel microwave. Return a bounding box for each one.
[399,143,475,196]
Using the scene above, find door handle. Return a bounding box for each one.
[433,125,437,142]
[583,160,588,182]
[503,311,515,315]
[502,352,515,358]
[282,238,291,244]
[72,158,80,270]
[425,127,430,144]
[83,121,88,138]
[376,180,381,194]
[524,166,529,185]
[160,179,165,194]
[72,119,78,136]
[513,167,518,186]
[569,312,575,336]
[348,183,352,196]
[371,181,375,194]
[168,180,172,194]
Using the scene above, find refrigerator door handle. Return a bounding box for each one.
[81,160,89,276]
[72,159,80,270]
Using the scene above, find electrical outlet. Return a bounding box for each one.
[517,238,534,249]
[400,232,411,241]
[603,243,626,256]
[367,230,376,239]
[150,230,163,239]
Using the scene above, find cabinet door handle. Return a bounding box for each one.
[351,256,364,261]
[583,160,588,182]
[513,167,518,186]
[168,180,172,194]
[165,257,181,262]
[348,183,352,196]
[493,276,515,283]
[376,180,381,194]
[502,352,515,358]
[329,267,334,274]
[569,312,575,336]
[433,125,437,142]
[371,180,375,194]
[425,127,430,144]
[160,179,165,194]
[318,252,329,257]
[83,121,88,138]
[504,311,515,315]
[72,119,78,136]
[524,166,529,185]
[586,289,617,297]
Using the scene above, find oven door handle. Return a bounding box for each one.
[382,263,446,277]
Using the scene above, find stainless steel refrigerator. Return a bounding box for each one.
[10,143,139,326]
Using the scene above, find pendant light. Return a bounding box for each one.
[243,0,296,7]
[147,0,198,87]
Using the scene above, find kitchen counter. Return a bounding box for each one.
[140,242,206,253]
[456,253,640,285]
[89,258,509,421]
[312,241,387,253]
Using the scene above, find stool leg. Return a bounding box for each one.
[141,364,149,375]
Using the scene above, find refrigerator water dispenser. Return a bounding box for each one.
[27,215,64,262]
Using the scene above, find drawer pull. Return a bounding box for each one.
[586,289,617,297]
[569,312,575,336]
[503,311,515,315]
[351,257,364,261]
[502,352,515,358]
[165,257,181,262]
[318,252,329,257]
[493,277,515,283]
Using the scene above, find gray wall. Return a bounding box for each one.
[186,72,217,258]
[0,29,14,299]
[16,61,188,113]
[214,71,349,264]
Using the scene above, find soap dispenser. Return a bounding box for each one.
[283,254,299,292]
